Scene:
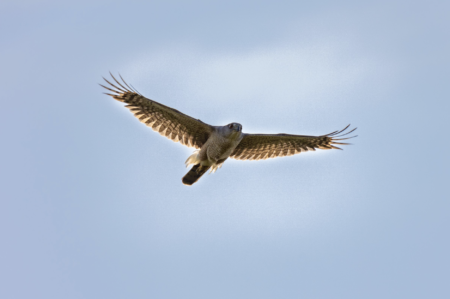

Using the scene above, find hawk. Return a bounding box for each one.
[101,74,357,185]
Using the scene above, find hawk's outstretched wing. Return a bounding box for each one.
[101,74,213,149]
[230,125,357,160]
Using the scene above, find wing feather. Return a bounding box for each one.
[101,74,213,149]
[230,125,357,161]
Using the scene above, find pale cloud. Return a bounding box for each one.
[123,38,386,115]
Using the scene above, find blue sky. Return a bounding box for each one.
[1,1,449,298]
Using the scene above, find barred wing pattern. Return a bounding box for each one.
[230,125,356,160]
[101,74,213,149]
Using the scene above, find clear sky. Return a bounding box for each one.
[1,1,449,298]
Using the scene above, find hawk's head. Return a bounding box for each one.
[227,122,242,132]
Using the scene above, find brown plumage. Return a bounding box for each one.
[100,73,213,149]
[231,126,356,161]
[101,74,357,185]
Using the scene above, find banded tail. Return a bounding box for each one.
[182,164,211,186]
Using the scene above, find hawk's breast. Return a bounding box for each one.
[206,132,243,162]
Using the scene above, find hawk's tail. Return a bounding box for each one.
[182,164,211,186]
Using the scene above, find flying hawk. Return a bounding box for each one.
[101,74,356,185]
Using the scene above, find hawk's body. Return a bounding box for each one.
[101,74,356,185]
[183,125,244,184]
